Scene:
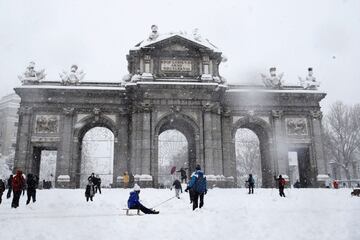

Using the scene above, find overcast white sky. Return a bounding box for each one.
[0,0,359,111]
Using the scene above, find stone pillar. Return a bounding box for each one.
[14,106,33,173]
[203,108,215,175]
[130,111,142,175]
[113,111,129,187]
[310,110,327,185]
[56,107,74,188]
[272,110,288,178]
[203,104,224,187]
[141,111,151,175]
[130,103,153,187]
[221,111,236,187]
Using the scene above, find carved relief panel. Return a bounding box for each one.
[285,118,308,136]
[35,115,60,133]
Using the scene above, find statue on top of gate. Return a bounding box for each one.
[59,65,86,85]
[298,67,320,90]
[18,61,46,84]
[261,67,284,89]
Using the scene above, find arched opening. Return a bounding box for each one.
[32,146,57,189]
[153,114,199,187]
[233,117,273,188]
[235,128,262,187]
[158,130,188,187]
[79,127,114,188]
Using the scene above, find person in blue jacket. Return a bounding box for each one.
[185,164,207,210]
[127,184,159,214]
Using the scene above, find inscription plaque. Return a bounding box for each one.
[160,60,192,72]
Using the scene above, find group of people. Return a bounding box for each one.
[0,170,39,208]
[127,164,208,214]
[85,173,102,202]
[245,174,287,197]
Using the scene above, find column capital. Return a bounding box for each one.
[310,110,322,119]
[272,110,283,119]
[18,106,33,115]
[63,107,75,116]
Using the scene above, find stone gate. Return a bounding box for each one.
[14,27,327,188]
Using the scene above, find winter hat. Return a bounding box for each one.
[134,183,141,191]
[196,164,201,170]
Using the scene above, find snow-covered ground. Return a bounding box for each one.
[0,188,359,240]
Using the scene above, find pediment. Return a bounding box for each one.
[145,35,215,52]
[162,43,190,52]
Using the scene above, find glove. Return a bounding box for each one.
[185,187,189,192]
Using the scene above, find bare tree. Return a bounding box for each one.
[323,101,360,183]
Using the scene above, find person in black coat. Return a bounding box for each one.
[171,179,183,199]
[94,175,101,194]
[26,173,39,204]
[246,174,255,194]
[85,180,95,202]
[6,174,13,199]
[176,168,188,183]
[0,179,5,204]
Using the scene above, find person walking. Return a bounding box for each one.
[177,167,188,184]
[6,174,13,199]
[0,179,5,204]
[171,178,183,199]
[127,184,159,214]
[274,175,286,197]
[185,164,207,210]
[85,180,95,202]
[12,170,25,208]
[26,173,39,205]
[246,174,255,194]
[94,174,101,194]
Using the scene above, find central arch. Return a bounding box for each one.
[232,116,274,187]
[152,113,200,187]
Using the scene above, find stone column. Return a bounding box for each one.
[203,106,215,175]
[221,110,236,187]
[14,106,33,172]
[310,110,327,183]
[212,112,223,176]
[56,107,75,188]
[114,111,129,186]
[272,110,288,178]
[141,110,151,175]
[130,103,153,187]
[130,111,141,175]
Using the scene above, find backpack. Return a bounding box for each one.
[193,174,207,193]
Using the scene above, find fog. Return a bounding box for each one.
[0,0,359,111]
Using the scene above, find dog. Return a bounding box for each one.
[351,189,360,197]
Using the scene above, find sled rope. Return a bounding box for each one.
[151,196,177,208]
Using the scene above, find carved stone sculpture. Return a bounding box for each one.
[148,25,159,41]
[193,28,202,42]
[60,65,85,85]
[35,115,59,133]
[18,61,46,83]
[261,67,284,89]
[286,118,308,135]
[299,68,320,90]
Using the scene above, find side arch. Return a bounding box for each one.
[232,115,274,187]
[71,115,118,188]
